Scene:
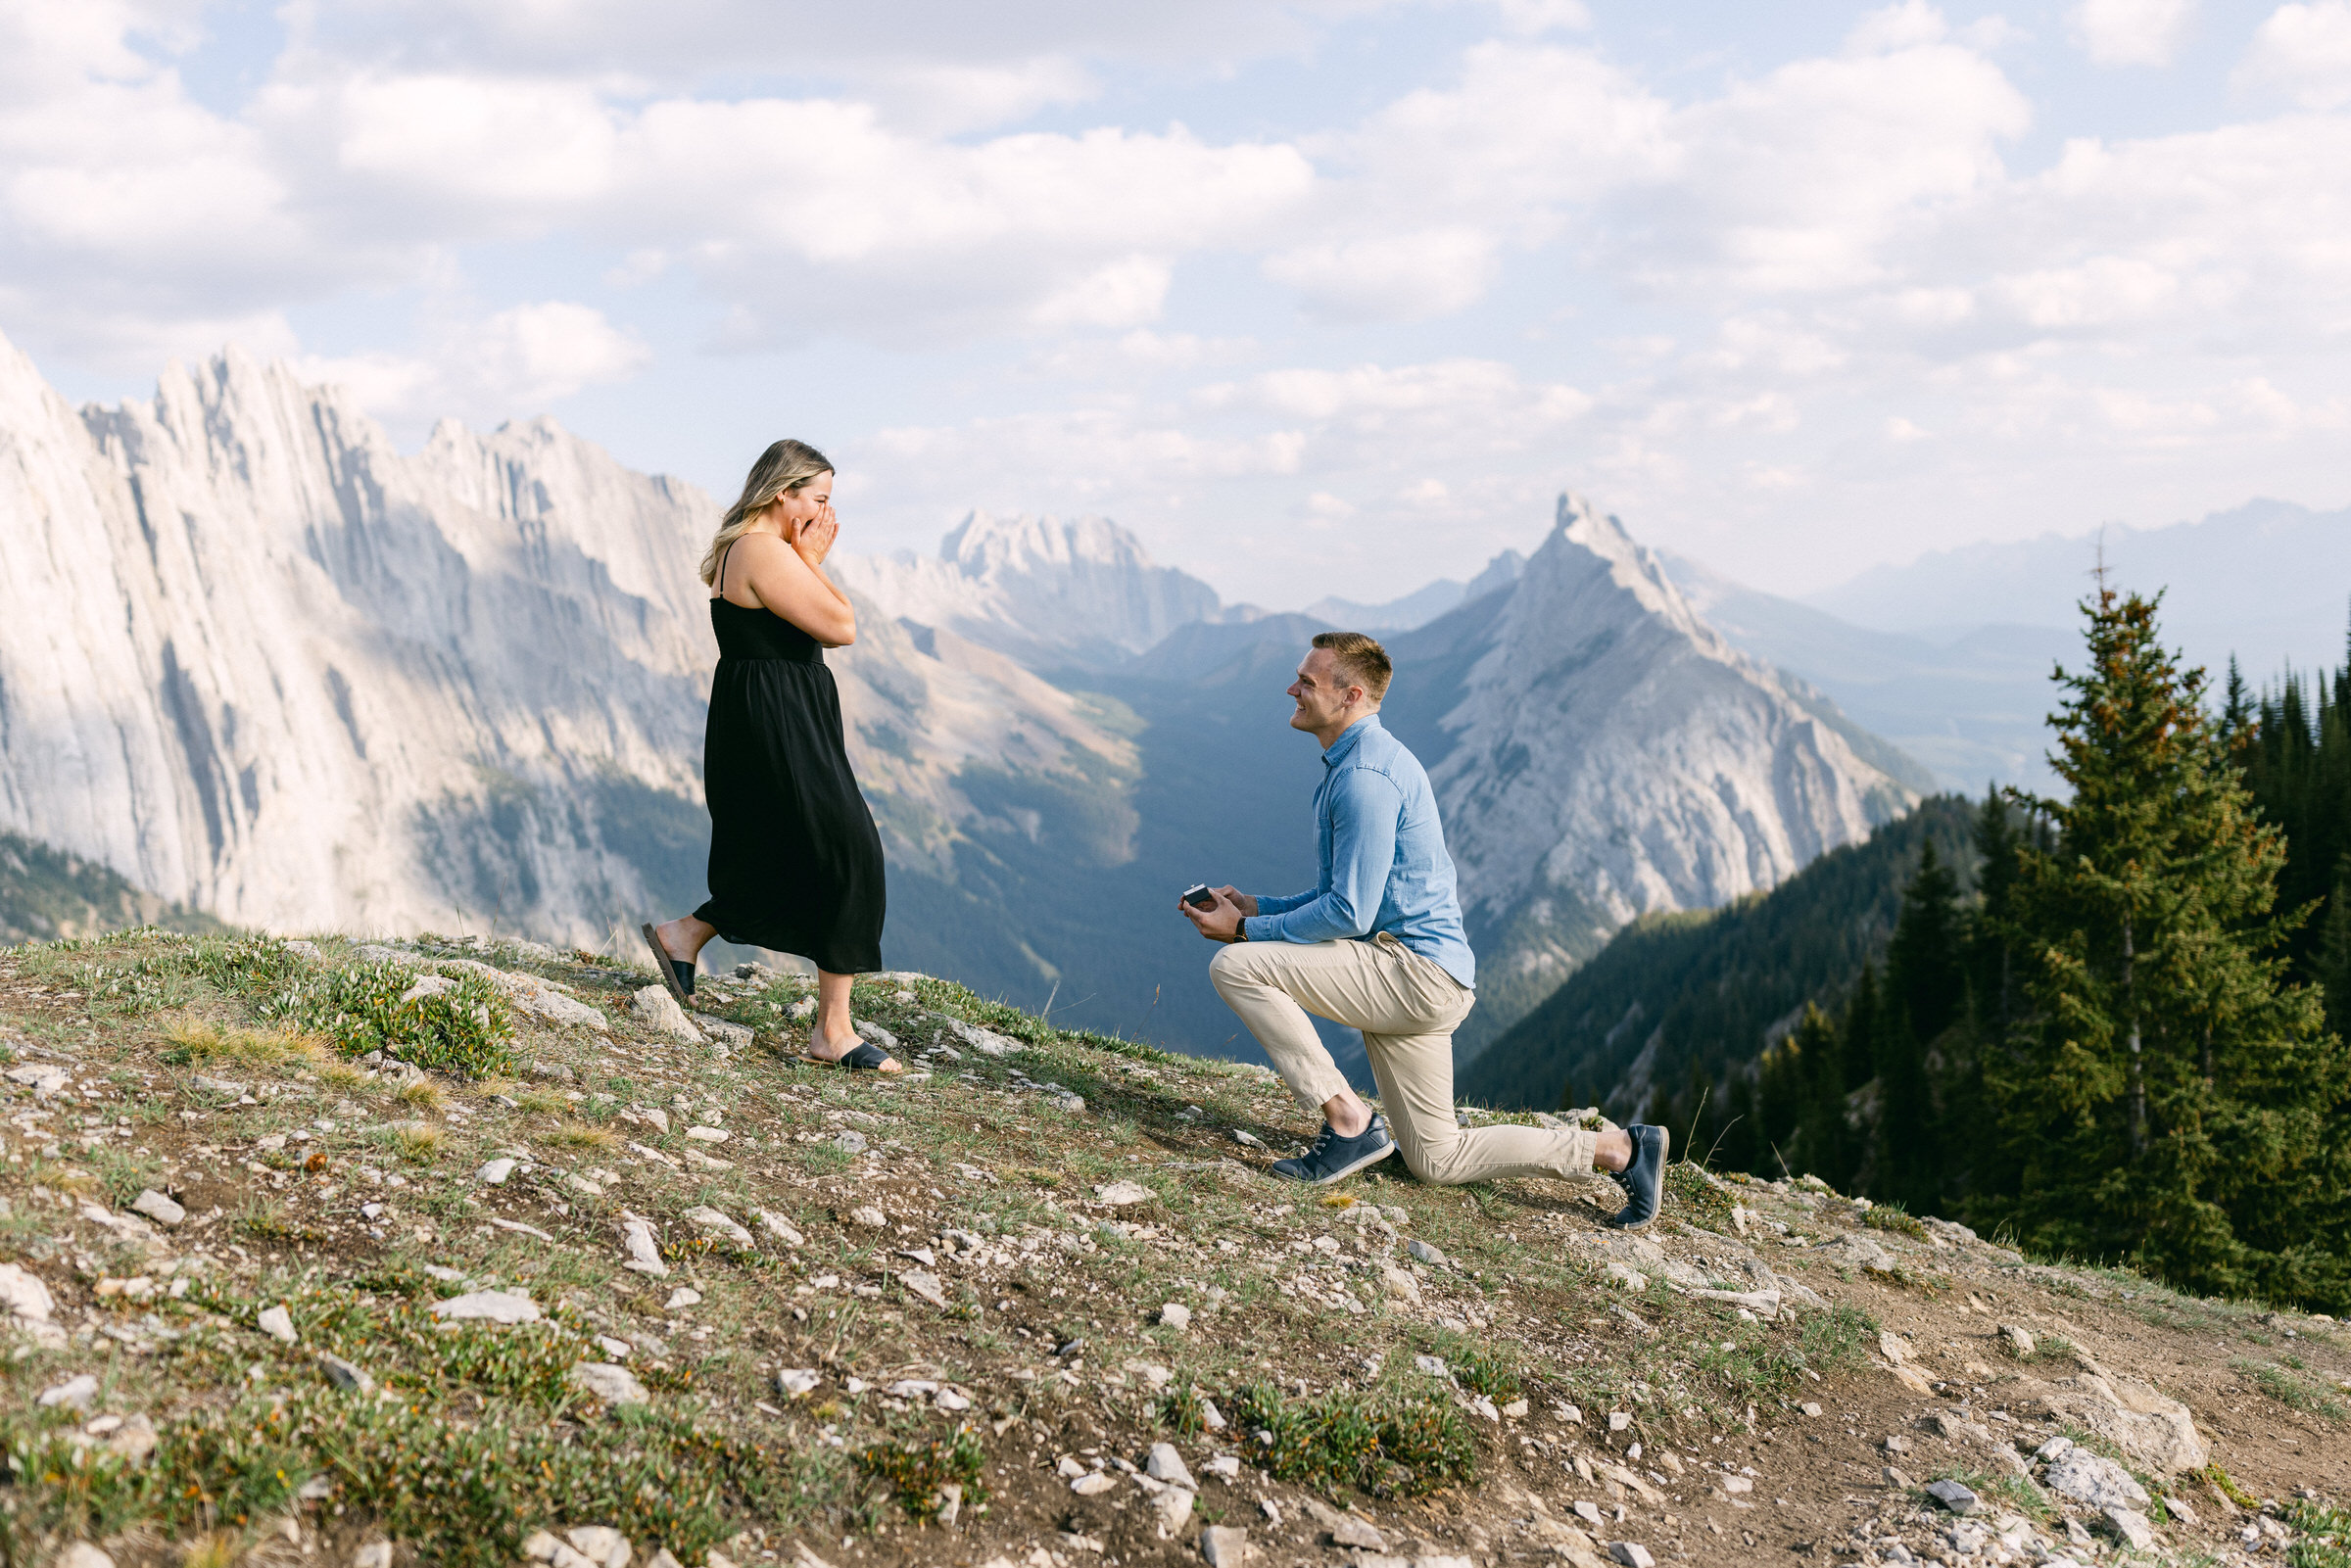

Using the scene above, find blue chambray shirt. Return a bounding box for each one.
[1241,715,1476,988]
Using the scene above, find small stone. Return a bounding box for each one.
[520,1534,597,1568]
[2044,1450,2150,1511]
[1799,1402,1822,1417]
[1072,1471,1116,1496]
[107,1412,158,1463]
[1200,1524,1252,1565]
[257,1305,298,1344]
[1407,1239,1448,1267]
[631,984,703,1043]
[1997,1322,2036,1357]
[1204,1453,1240,1478]
[1883,1434,1910,1453]
[776,1368,822,1399]
[1095,1180,1153,1206]
[571,1362,651,1405]
[566,1526,635,1568]
[757,1209,804,1246]
[855,1021,900,1052]
[476,1158,517,1185]
[682,1206,755,1247]
[1153,1486,1196,1533]
[847,1205,888,1228]
[2103,1507,2156,1550]
[38,1373,96,1409]
[1608,1544,1655,1568]
[1503,1399,1530,1418]
[128,1189,185,1226]
[887,1379,940,1399]
[1159,1303,1192,1330]
[1926,1479,1980,1514]
[1148,1442,1197,1489]
[936,1388,973,1411]
[192,1073,248,1096]
[352,1545,396,1568]
[1883,1466,1912,1489]
[665,1287,702,1309]
[1228,1128,1265,1148]
[0,1261,56,1322]
[1304,1500,1384,1551]
[899,1268,949,1307]
[1607,1410,1633,1432]
[685,1125,728,1143]
[319,1353,372,1393]
[429,1289,540,1324]
[833,1129,869,1155]
[621,1216,668,1277]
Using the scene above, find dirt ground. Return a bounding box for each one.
[1,931,2343,1568]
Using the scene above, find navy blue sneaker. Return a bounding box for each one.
[1607,1123,1670,1229]
[1271,1114,1397,1185]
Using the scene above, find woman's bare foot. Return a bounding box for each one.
[653,916,713,964]
[806,1025,900,1072]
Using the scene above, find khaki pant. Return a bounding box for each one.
[1209,933,1599,1185]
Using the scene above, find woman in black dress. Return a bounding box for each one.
[642,440,897,1071]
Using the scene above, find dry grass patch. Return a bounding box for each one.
[395,1077,449,1112]
[163,1016,327,1071]
[546,1123,618,1151]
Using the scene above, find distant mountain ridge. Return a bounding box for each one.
[0,332,1921,1081]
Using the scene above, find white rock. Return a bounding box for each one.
[570,1362,650,1406]
[1095,1180,1153,1206]
[565,1527,634,1568]
[319,1353,373,1393]
[1147,1443,1197,1489]
[436,958,610,1031]
[899,1268,948,1307]
[1607,1544,1655,1568]
[352,1544,396,1568]
[621,1216,668,1276]
[1071,1471,1116,1496]
[685,1125,727,1143]
[38,1373,97,1408]
[2104,1507,2156,1550]
[631,984,703,1043]
[597,1336,633,1358]
[756,1209,804,1246]
[776,1368,822,1399]
[257,1305,298,1344]
[1154,1486,1197,1533]
[520,1533,599,1568]
[888,1379,940,1399]
[57,1549,117,1568]
[476,1158,517,1185]
[665,1287,702,1309]
[2044,1450,2150,1511]
[681,1206,755,1247]
[1200,1524,1251,1565]
[0,1261,56,1321]
[1158,1303,1192,1330]
[946,1019,1024,1056]
[847,1205,888,1228]
[399,974,457,1005]
[1407,1239,1449,1267]
[429,1290,540,1324]
[694,1015,754,1050]
[128,1189,186,1226]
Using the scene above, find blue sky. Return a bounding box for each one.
[5,0,2348,609]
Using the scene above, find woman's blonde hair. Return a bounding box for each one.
[699,439,835,588]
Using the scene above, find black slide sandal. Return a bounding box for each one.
[818,1040,896,1072]
[638,923,696,1004]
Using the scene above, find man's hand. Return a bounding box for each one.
[1216,885,1257,917]
[1179,887,1250,942]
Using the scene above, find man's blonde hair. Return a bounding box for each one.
[1313,630,1393,701]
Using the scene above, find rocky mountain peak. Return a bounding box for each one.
[940,510,1158,580]
[1400,491,1918,1053]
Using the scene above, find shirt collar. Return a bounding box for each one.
[1321,714,1381,769]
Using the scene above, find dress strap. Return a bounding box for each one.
[716,539,738,598]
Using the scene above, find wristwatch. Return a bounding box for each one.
[1230,918,1248,943]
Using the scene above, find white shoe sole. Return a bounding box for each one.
[1273,1138,1397,1185]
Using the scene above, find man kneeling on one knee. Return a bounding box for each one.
[1178,631,1668,1228]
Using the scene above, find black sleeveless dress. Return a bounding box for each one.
[692,581,886,974]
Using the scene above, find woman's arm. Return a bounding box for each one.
[733,526,858,646]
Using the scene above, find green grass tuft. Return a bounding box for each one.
[853,1427,989,1521]
[2232,1357,2349,1423]
[1225,1382,1475,1497]
[1863,1203,1930,1241]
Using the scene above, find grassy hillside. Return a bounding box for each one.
[0,832,226,947]
[1459,797,1983,1117]
[0,925,2342,1566]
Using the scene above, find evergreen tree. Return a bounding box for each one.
[1875,841,1963,1210]
[1983,585,2350,1306]
[1789,1003,1854,1188]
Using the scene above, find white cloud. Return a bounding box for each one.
[2069,0,2196,67]
[295,301,649,429]
[1262,229,1500,321]
[2235,2,2351,109]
